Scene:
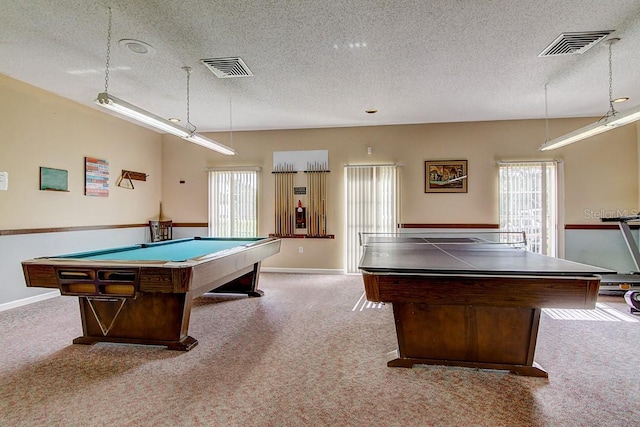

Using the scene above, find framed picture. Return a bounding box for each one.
[40,167,69,192]
[85,157,109,197]
[425,160,468,193]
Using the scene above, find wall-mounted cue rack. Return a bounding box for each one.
[117,169,147,189]
[271,161,332,239]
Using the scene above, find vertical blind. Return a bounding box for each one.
[208,169,259,237]
[344,165,398,273]
[498,161,557,255]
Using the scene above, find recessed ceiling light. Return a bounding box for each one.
[119,39,155,56]
[168,118,181,123]
[613,97,630,103]
[365,109,378,114]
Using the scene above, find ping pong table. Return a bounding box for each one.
[358,233,614,377]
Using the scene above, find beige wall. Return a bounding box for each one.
[0,74,163,229]
[2,73,638,270]
[162,119,639,270]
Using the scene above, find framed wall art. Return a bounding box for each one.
[40,167,69,192]
[85,157,109,197]
[425,160,468,193]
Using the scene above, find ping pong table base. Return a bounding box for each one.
[386,302,548,377]
[387,351,547,377]
[362,272,601,378]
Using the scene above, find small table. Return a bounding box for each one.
[358,234,613,377]
[22,237,281,350]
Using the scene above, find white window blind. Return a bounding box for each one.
[344,165,398,273]
[499,162,558,255]
[208,169,259,237]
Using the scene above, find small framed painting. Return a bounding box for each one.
[425,160,468,193]
[85,157,109,197]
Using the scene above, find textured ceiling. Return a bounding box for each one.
[1,0,640,133]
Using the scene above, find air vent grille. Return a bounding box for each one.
[538,31,614,57]
[201,57,253,78]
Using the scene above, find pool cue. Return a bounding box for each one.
[276,164,283,235]
[316,167,320,235]
[306,163,311,235]
[283,164,288,235]
[280,167,284,235]
[309,164,315,236]
[286,164,292,235]
[308,164,313,236]
[278,165,282,235]
[314,163,319,236]
[274,165,279,235]
[321,166,326,235]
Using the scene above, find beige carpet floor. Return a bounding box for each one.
[1,273,639,426]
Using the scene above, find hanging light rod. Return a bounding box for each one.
[539,37,640,151]
[94,8,235,155]
[95,94,236,155]
[96,93,190,138]
[185,133,236,155]
[539,103,640,151]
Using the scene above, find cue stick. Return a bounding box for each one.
[286,165,291,235]
[279,166,283,235]
[314,164,319,236]
[274,166,278,235]
[311,165,315,236]
[283,165,287,235]
[276,166,280,235]
[316,167,320,235]
[276,164,283,235]
[306,163,311,236]
[308,164,313,236]
[322,168,326,235]
[315,164,319,235]
[320,168,327,236]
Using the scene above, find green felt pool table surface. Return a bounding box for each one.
[56,237,266,262]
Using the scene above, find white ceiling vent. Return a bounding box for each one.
[538,31,614,57]
[201,57,254,78]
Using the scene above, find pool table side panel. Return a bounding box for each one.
[362,273,600,309]
[189,239,281,295]
[22,264,59,289]
[138,267,191,293]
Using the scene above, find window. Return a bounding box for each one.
[498,161,559,255]
[208,168,259,237]
[344,165,398,273]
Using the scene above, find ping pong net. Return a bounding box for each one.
[359,231,527,249]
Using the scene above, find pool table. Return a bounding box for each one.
[22,237,281,350]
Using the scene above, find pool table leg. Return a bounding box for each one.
[73,292,198,351]
[207,261,265,297]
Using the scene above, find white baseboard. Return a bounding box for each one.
[260,267,344,275]
[0,290,61,312]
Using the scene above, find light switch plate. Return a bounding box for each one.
[0,172,7,191]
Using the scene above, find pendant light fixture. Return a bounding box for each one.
[539,38,640,151]
[94,8,235,155]
[181,66,236,155]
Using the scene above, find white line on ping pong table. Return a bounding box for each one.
[427,241,479,270]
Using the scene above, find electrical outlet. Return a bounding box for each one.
[298,246,303,254]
